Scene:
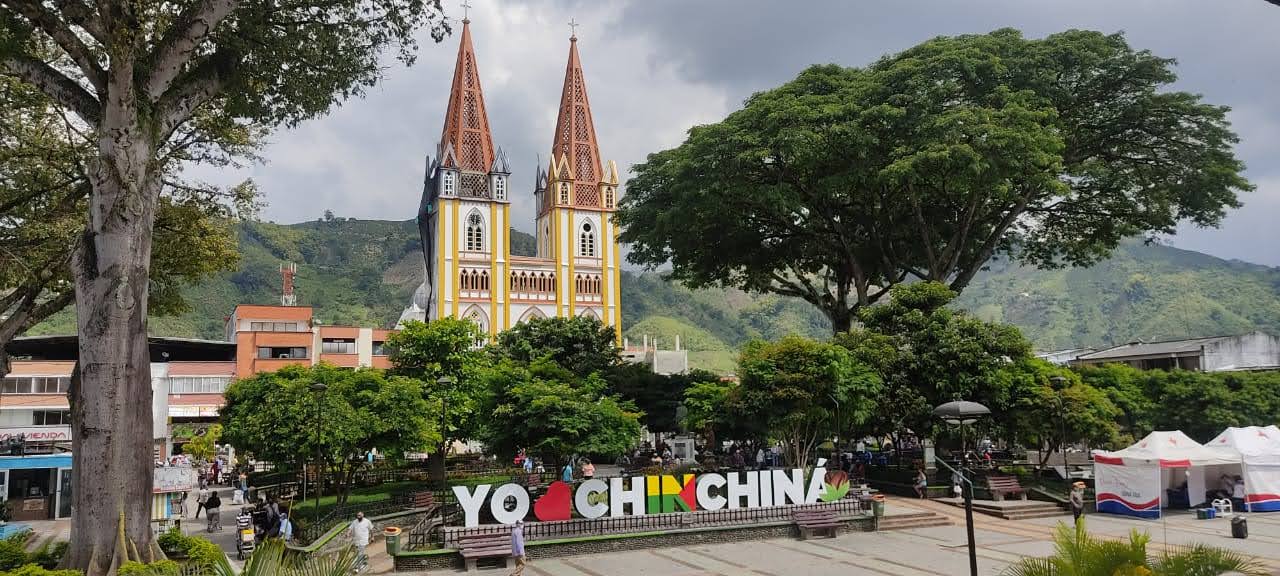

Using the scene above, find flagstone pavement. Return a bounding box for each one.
[382,496,1280,575]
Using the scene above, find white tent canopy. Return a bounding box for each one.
[1206,426,1280,512]
[1092,431,1240,519]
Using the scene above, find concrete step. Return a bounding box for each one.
[877,512,952,531]
[1001,509,1071,520]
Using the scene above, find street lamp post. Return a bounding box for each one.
[1050,376,1068,468]
[436,376,454,485]
[310,382,328,511]
[934,400,991,576]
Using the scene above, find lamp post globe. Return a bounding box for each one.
[933,399,990,576]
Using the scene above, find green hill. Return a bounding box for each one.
[28,219,1280,372]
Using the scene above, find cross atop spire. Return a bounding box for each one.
[461,0,472,22]
[439,18,495,174]
[568,18,579,40]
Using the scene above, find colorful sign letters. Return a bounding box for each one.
[453,468,833,527]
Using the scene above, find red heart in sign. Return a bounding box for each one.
[534,480,572,522]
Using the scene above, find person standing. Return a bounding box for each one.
[279,512,293,543]
[914,469,928,499]
[1070,481,1086,525]
[581,459,595,480]
[509,519,526,576]
[349,511,374,566]
[561,461,574,483]
[755,447,766,470]
[523,454,534,474]
[195,485,209,518]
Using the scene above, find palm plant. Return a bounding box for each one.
[1003,520,1268,576]
[209,539,357,576]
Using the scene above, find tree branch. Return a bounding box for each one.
[155,52,233,138]
[145,0,240,100]
[1,54,101,125]
[5,0,107,93]
[52,0,107,44]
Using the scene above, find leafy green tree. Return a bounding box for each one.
[493,316,620,378]
[220,364,436,503]
[682,378,739,451]
[607,364,720,441]
[385,318,489,484]
[732,336,881,467]
[0,77,251,377]
[181,424,223,463]
[1075,364,1157,440]
[1,0,448,564]
[618,29,1249,333]
[996,359,1120,468]
[1003,521,1266,576]
[477,359,641,466]
[835,282,1031,443]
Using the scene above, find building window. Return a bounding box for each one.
[465,212,484,252]
[579,222,596,257]
[372,341,387,356]
[558,182,570,205]
[604,187,615,209]
[1,377,70,394]
[442,171,456,195]
[168,377,232,394]
[32,410,71,426]
[257,347,307,359]
[249,322,298,332]
[493,176,506,200]
[321,339,356,354]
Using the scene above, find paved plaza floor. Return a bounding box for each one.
[408,497,1280,575]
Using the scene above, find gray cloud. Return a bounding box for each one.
[203,0,1280,266]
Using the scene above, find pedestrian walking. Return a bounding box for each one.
[349,511,374,567]
[914,468,928,499]
[195,485,209,518]
[1070,481,1086,524]
[205,492,222,532]
[509,519,526,576]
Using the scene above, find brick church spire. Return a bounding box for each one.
[550,30,605,207]
[440,18,495,172]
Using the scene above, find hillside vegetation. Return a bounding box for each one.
[27,219,1280,372]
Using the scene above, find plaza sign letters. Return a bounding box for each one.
[453,468,839,527]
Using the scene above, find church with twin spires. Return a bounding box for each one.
[399,17,623,343]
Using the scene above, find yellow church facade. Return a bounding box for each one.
[400,18,622,343]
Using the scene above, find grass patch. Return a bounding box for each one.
[289,481,421,516]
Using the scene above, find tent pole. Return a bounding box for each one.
[1243,462,1251,513]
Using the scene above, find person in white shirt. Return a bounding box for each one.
[349,512,374,566]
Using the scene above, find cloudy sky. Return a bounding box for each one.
[211,0,1280,267]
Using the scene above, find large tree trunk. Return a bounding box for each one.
[65,87,162,574]
[429,443,447,487]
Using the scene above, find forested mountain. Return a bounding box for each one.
[27,219,1280,372]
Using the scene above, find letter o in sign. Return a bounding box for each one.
[574,478,609,519]
[489,483,530,525]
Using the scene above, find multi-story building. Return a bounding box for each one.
[226,304,393,378]
[400,19,623,342]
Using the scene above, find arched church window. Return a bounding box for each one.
[493,176,506,200]
[558,182,570,205]
[579,222,596,257]
[442,171,456,195]
[465,212,484,252]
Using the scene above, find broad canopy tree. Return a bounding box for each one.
[220,364,437,504]
[493,315,621,379]
[618,29,1250,333]
[0,0,448,569]
[835,282,1031,445]
[731,336,881,467]
[385,318,489,485]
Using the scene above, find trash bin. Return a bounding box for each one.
[1231,516,1248,539]
[871,494,886,517]
[384,526,402,554]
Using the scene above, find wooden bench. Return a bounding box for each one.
[409,491,434,508]
[458,533,514,572]
[987,476,1027,501]
[794,509,841,539]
